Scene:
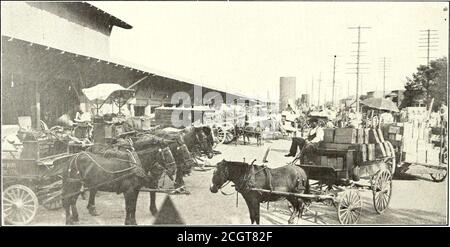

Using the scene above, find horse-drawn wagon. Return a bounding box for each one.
[2,132,73,225]
[210,123,396,225]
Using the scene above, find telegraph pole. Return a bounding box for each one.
[419,29,438,66]
[332,55,337,106]
[318,72,322,106]
[382,57,386,95]
[378,57,391,97]
[311,75,314,107]
[348,26,371,112]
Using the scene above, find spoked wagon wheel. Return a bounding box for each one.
[371,169,392,214]
[3,185,39,225]
[215,127,227,144]
[336,189,362,225]
[430,168,448,182]
[430,147,448,182]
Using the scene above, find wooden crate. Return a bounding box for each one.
[363,128,370,144]
[323,128,335,143]
[327,157,337,168]
[319,142,358,151]
[357,144,367,164]
[368,129,381,143]
[388,125,401,134]
[336,157,344,170]
[334,128,357,144]
[320,156,328,166]
[356,128,364,144]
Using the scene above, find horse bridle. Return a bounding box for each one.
[176,144,195,165]
[213,166,234,195]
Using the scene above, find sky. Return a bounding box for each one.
[90,1,448,103]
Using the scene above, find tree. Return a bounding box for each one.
[402,57,447,110]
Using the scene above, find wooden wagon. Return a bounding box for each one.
[2,134,74,225]
[251,127,396,224]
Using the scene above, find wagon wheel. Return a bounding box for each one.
[224,131,234,144]
[371,169,392,214]
[430,146,448,182]
[215,127,227,144]
[3,185,39,225]
[430,168,448,182]
[337,189,362,225]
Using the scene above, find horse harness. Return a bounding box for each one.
[235,162,273,195]
[66,150,146,184]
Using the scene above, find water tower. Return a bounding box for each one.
[279,77,296,112]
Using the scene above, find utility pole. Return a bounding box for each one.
[332,55,337,107]
[378,57,391,97]
[348,26,371,112]
[382,57,386,96]
[318,72,322,106]
[311,75,314,107]
[419,29,438,66]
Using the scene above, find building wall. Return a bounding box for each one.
[279,77,296,111]
[1,2,110,59]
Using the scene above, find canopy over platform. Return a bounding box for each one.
[361,98,399,113]
[82,83,134,115]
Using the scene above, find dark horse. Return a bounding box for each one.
[132,133,196,215]
[60,140,176,225]
[210,160,309,224]
[152,126,214,187]
[234,125,263,146]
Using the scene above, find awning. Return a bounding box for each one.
[82,83,134,103]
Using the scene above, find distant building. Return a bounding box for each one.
[366,91,385,99]
[279,77,296,112]
[386,90,405,108]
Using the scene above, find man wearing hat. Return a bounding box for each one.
[285,117,324,160]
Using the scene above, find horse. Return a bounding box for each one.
[152,126,214,187]
[60,140,176,225]
[84,138,178,217]
[233,125,262,146]
[132,133,196,215]
[153,127,214,159]
[210,160,309,224]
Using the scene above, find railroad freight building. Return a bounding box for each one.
[1,2,257,129]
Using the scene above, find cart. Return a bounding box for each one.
[251,131,396,225]
[82,83,136,144]
[2,134,74,225]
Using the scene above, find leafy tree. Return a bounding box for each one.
[402,57,447,110]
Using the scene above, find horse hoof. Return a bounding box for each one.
[88,208,100,216]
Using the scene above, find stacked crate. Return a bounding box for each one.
[320,126,392,168]
[401,122,439,165]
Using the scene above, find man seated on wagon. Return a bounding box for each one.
[285,118,324,161]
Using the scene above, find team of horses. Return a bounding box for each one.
[58,126,215,225]
[56,122,311,225]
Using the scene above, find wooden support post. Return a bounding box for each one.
[35,80,41,131]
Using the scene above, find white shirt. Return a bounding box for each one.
[309,126,324,143]
[380,112,394,124]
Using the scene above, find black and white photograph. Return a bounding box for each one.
[1,1,448,226]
